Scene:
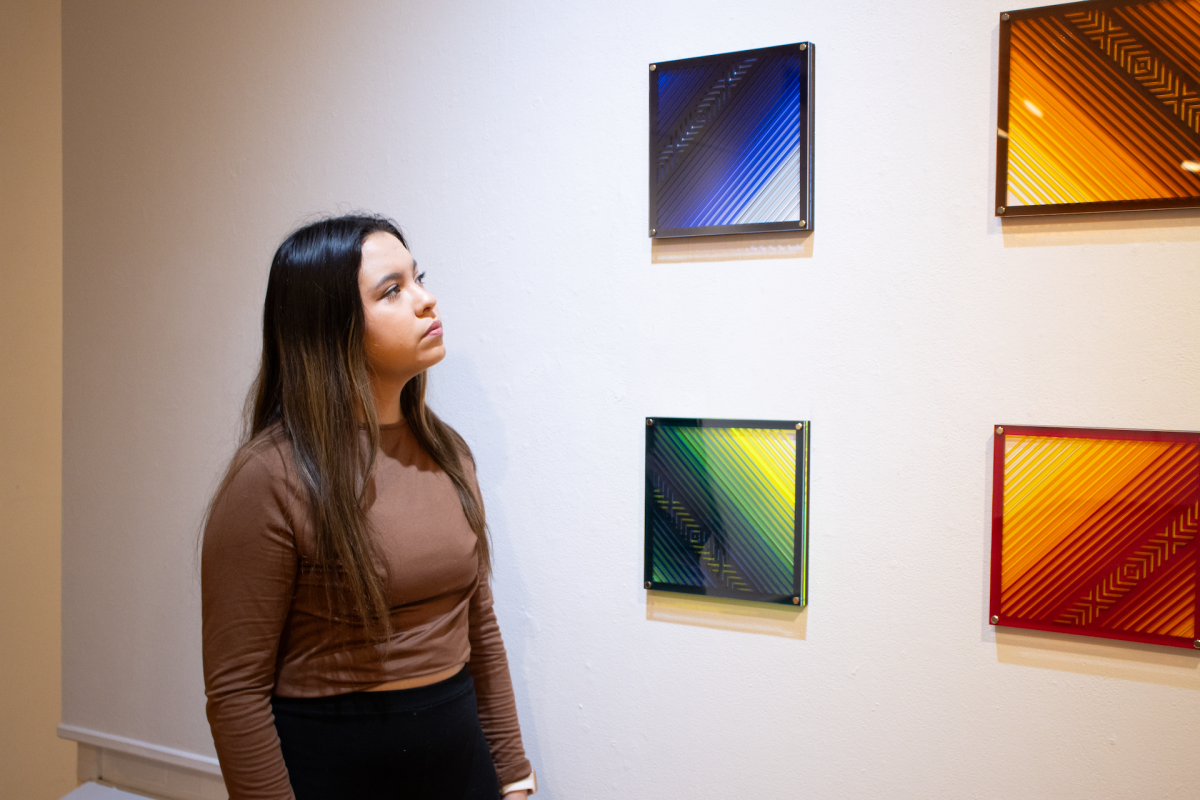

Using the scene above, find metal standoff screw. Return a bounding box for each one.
[1002,12,1010,20]
[1194,640,1200,649]
[996,426,1004,435]
[792,596,801,604]
[990,615,1000,624]
[650,64,657,71]
[800,220,807,227]
[645,581,652,589]
[650,228,656,235]
[646,418,654,426]
[796,422,804,430]
[799,43,807,50]
[997,206,1006,214]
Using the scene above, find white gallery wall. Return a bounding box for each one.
[62,0,1200,797]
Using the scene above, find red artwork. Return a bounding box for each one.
[991,425,1200,649]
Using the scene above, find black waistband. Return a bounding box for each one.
[271,665,472,716]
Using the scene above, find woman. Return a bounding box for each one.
[202,214,536,800]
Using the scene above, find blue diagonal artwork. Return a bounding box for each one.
[650,43,814,238]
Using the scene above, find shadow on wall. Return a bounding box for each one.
[651,230,813,262]
[995,628,1200,690]
[1000,207,1200,247]
[646,590,807,639]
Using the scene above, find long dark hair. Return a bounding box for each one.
[214,213,488,633]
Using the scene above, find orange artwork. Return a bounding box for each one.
[997,0,1200,215]
[991,425,1200,649]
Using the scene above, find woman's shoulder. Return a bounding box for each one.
[203,424,304,566]
[221,423,298,500]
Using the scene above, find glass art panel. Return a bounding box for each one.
[644,418,809,606]
[991,425,1200,649]
[997,0,1200,217]
[649,43,814,238]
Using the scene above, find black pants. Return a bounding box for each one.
[272,667,500,800]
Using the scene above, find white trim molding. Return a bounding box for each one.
[59,726,226,800]
[58,725,222,775]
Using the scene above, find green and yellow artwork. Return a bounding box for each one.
[644,418,809,605]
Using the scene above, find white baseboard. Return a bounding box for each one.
[59,725,222,775]
[58,725,225,800]
[62,780,165,799]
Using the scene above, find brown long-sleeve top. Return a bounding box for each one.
[202,420,531,799]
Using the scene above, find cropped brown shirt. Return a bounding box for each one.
[201,421,531,799]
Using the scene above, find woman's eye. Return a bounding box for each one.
[383,285,400,299]
[415,271,426,285]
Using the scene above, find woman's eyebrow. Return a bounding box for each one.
[369,262,417,291]
[373,272,404,289]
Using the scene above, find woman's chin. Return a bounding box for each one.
[424,343,447,368]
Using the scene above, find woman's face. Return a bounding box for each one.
[357,231,445,388]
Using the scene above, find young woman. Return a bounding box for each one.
[202,215,535,800]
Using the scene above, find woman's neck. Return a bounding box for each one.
[370,379,405,425]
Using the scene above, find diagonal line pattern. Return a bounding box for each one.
[647,426,796,596]
[1004,441,1196,617]
[998,432,1200,644]
[1118,0,1200,82]
[655,58,760,185]
[654,51,803,229]
[1004,3,1200,207]
[1065,8,1200,137]
[1100,545,1197,637]
[1053,501,1197,626]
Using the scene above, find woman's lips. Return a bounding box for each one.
[425,321,443,339]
